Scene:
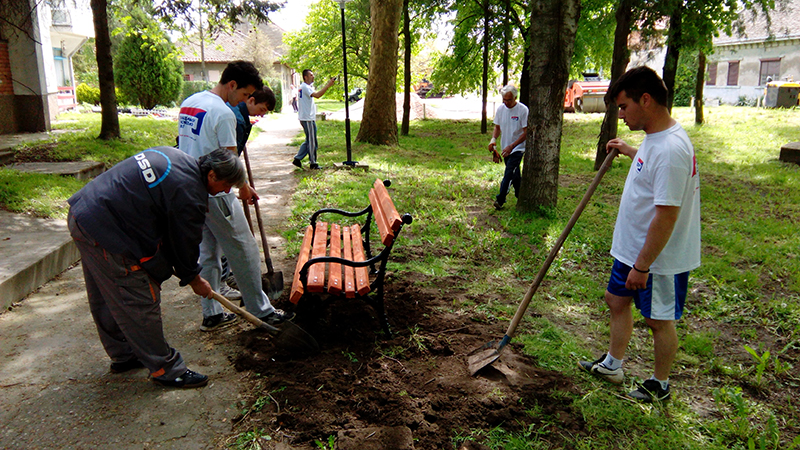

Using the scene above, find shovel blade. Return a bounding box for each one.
[468,347,502,376]
[270,320,319,353]
[261,271,284,300]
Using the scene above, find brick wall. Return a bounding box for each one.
[0,41,13,95]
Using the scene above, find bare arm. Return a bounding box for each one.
[223,147,259,203]
[488,125,501,152]
[311,77,337,98]
[626,205,681,290]
[188,275,212,299]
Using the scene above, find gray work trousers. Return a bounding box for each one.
[68,214,186,380]
[199,191,274,318]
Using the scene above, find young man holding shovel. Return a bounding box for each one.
[178,61,294,331]
[579,66,701,402]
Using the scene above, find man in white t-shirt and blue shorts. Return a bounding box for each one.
[579,66,701,403]
[488,84,528,210]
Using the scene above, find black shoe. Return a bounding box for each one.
[628,379,671,403]
[309,163,320,170]
[200,312,238,332]
[292,158,303,168]
[493,199,504,210]
[110,358,145,374]
[152,369,209,389]
[578,354,624,384]
[259,309,296,325]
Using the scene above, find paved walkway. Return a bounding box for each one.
[0,113,302,449]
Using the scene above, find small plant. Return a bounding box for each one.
[342,350,358,363]
[228,427,272,450]
[314,435,336,449]
[408,325,429,352]
[743,345,770,386]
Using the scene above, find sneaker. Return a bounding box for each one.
[292,158,303,168]
[628,379,671,403]
[493,199,504,210]
[152,369,209,389]
[309,163,320,170]
[110,358,145,374]
[259,309,296,325]
[200,312,238,332]
[218,283,242,301]
[578,354,624,384]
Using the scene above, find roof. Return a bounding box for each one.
[178,21,286,64]
[714,0,800,46]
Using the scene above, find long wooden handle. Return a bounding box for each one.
[210,290,279,333]
[242,147,276,274]
[504,148,620,338]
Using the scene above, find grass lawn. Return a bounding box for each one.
[280,105,800,449]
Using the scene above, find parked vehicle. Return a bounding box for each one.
[564,72,609,113]
[347,87,363,103]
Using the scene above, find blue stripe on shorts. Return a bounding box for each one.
[607,259,689,320]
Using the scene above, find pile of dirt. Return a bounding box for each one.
[231,274,585,449]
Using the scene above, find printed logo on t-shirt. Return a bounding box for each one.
[692,154,697,177]
[636,157,644,172]
[511,116,519,121]
[179,107,207,136]
[298,89,303,99]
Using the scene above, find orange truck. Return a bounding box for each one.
[564,73,610,113]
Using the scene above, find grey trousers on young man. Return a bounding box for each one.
[198,191,274,319]
[68,214,187,380]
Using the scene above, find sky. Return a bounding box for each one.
[269,0,315,32]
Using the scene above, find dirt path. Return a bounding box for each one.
[0,114,301,450]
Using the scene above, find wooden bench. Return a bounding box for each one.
[289,179,413,336]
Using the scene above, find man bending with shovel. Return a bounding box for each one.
[579,66,701,402]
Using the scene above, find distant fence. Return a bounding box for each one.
[57,86,77,112]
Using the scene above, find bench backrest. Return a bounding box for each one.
[369,179,402,246]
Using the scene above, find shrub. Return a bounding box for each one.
[76,83,100,105]
[114,29,183,110]
[181,80,215,103]
[265,77,283,112]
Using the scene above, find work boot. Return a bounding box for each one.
[200,312,238,332]
[152,369,209,389]
[292,158,303,168]
[110,358,145,374]
[260,309,295,325]
[628,379,671,403]
[578,354,624,384]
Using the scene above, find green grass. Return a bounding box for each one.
[314,99,346,113]
[284,106,800,449]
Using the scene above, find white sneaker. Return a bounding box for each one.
[578,354,624,384]
[218,283,243,301]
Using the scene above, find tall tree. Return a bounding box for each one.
[593,0,634,170]
[401,0,411,135]
[695,50,705,124]
[356,0,403,145]
[662,2,683,113]
[518,0,581,211]
[91,0,120,140]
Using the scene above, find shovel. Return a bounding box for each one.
[241,146,284,300]
[210,290,319,352]
[468,148,620,376]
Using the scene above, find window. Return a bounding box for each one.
[706,62,717,86]
[727,61,739,86]
[760,59,781,85]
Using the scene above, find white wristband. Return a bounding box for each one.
[489,137,496,145]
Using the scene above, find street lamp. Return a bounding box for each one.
[336,0,356,166]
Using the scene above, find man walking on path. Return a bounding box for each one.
[579,66,701,403]
[292,69,337,169]
[68,147,245,388]
[488,85,528,210]
[178,61,294,332]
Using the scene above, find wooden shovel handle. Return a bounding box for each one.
[210,290,279,333]
[504,148,620,338]
[242,147,276,274]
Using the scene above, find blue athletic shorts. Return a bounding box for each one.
[607,259,689,321]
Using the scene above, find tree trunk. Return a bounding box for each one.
[695,50,705,124]
[401,0,410,136]
[518,0,581,211]
[662,5,682,113]
[356,0,402,146]
[90,0,119,140]
[593,0,633,170]
[518,26,531,107]
[480,0,490,134]
[502,0,510,85]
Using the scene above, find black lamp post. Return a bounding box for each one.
[337,0,356,166]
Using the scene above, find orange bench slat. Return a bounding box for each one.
[327,223,343,296]
[342,226,356,298]
[307,221,328,293]
[290,225,314,304]
[350,224,371,296]
[369,189,395,246]
[373,179,402,232]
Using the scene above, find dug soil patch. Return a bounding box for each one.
[231,274,585,449]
